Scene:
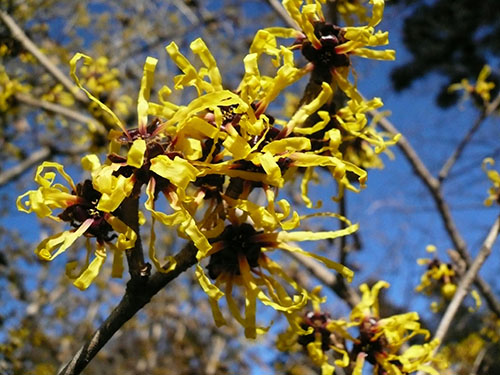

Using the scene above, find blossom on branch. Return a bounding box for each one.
[278,282,442,375]
[16,162,136,289]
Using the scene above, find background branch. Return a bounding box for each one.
[0,144,88,187]
[287,251,361,308]
[14,93,104,133]
[0,9,89,103]
[265,0,299,29]
[374,108,500,316]
[438,92,500,181]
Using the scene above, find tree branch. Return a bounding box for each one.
[265,0,299,29]
[119,197,149,281]
[205,334,226,375]
[438,92,500,182]
[373,108,500,317]
[0,144,88,187]
[0,9,89,103]
[415,216,500,375]
[14,93,104,133]
[57,242,198,375]
[287,251,361,308]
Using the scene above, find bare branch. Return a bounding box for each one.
[14,93,104,133]
[205,334,226,375]
[415,216,500,375]
[470,344,490,375]
[57,242,198,375]
[287,251,360,308]
[375,114,439,192]
[265,0,299,29]
[0,144,88,187]
[172,0,198,24]
[373,108,500,317]
[0,9,89,103]
[438,92,500,182]
[0,148,50,187]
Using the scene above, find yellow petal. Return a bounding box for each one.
[137,56,158,129]
[127,139,147,168]
[73,246,107,290]
[190,38,223,91]
[150,155,200,190]
[278,241,354,282]
[69,53,126,132]
[35,219,93,260]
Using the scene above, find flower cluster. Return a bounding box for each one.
[448,65,496,105]
[483,157,500,206]
[0,65,30,112]
[416,245,480,312]
[278,282,441,375]
[17,0,397,336]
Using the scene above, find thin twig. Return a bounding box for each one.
[373,108,500,317]
[287,251,360,308]
[14,93,104,133]
[0,144,88,187]
[415,216,500,375]
[57,242,198,375]
[205,334,226,375]
[0,10,89,103]
[172,0,198,24]
[0,148,50,187]
[470,344,490,375]
[438,92,500,182]
[265,0,299,29]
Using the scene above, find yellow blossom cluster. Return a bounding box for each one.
[17,0,398,339]
[416,245,480,313]
[483,157,500,206]
[0,66,30,111]
[448,64,496,105]
[278,283,441,375]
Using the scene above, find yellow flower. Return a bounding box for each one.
[279,281,440,374]
[194,201,357,339]
[41,83,75,107]
[277,0,395,101]
[349,281,440,375]
[448,65,496,105]
[277,287,351,375]
[0,66,30,111]
[16,162,136,289]
[483,157,500,206]
[336,0,370,26]
[416,245,481,312]
[65,35,366,311]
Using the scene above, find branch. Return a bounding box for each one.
[120,197,149,281]
[373,108,500,317]
[287,251,361,308]
[415,216,500,375]
[0,144,88,187]
[0,148,50,187]
[205,334,226,375]
[0,10,89,103]
[57,242,198,375]
[14,93,104,133]
[438,92,500,182]
[265,0,299,29]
